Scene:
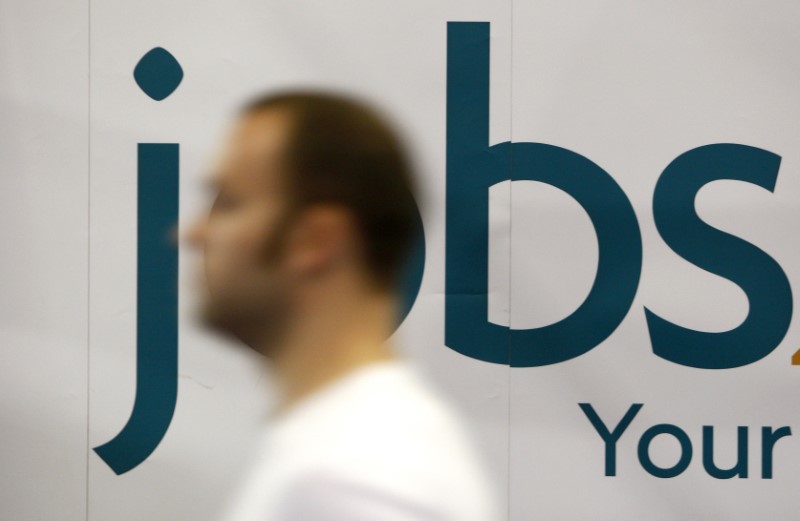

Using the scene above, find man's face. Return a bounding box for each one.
[185,108,295,351]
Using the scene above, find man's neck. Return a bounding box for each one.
[267,290,399,418]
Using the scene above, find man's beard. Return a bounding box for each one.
[197,207,297,357]
[197,282,290,358]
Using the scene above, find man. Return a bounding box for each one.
[184,90,499,521]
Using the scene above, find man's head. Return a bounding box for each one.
[185,90,419,355]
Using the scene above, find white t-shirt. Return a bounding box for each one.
[220,357,501,521]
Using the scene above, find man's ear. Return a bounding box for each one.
[284,204,358,278]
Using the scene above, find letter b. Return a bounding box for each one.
[445,22,642,366]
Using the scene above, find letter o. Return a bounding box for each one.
[637,424,693,478]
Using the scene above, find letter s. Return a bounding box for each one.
[646,144,792,369]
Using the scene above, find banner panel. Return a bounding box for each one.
[3,1,800,520]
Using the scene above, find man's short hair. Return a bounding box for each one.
[239,89,420,292]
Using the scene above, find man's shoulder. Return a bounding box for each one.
[307,361,494,496]
[259,360,501,520]
[320,360,475,451]
[292,362,498,519]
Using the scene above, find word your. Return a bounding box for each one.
[580,403,792,479]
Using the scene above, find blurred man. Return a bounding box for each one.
[184,91,499,521]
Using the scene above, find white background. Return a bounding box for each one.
[2,1,800,519]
